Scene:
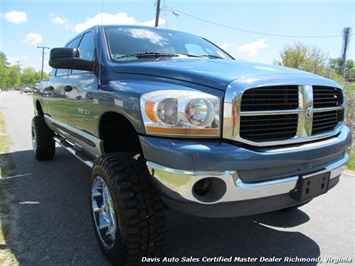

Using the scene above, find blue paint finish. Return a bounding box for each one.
[111,59,318,91]
[140,126,351,183]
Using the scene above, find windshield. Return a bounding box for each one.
[104,26,234,62]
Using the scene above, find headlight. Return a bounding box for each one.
[141,90,220,137]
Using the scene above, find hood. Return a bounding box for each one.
[112,58,325,90]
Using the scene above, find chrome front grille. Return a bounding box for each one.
[223,81,344,146]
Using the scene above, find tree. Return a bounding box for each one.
[273,43,329,76]
[0,51,51,90]
[0,51,11,90]
[329,58,355,82]
[19,67,49,88]
[8,66,21,89]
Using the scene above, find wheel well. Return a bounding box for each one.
[99,112,142,154]
[35,100,44,116]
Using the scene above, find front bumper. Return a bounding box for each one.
[140,126,351,217]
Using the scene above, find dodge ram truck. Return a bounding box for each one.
[32,25,352,265]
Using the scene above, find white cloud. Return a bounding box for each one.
[2,10,27,24]
[52,16,68,25]
[23,33,43,45]
[7,56,29,66]
[138,18,166,27]
[237,39,268,56]
[73,12,165,32]
[49,13,71,29]
[74,12,135,32]
[220,43,231,50]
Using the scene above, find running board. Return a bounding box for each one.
[54,136,94,168]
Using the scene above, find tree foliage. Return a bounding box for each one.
[0,52,11,89]
[273,42,330,76]
[329,58,355,82]
[0,51,50,91]
[274,43,355,83]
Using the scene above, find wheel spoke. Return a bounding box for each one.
[98,214,110,230]
[91,176,117,249]
[92,200,100,213]
[92,188,101,198]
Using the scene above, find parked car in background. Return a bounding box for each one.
[23,87,32,93]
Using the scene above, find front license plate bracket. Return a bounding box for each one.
[290,171,330,201]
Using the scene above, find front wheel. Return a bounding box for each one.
[90,152,165,265]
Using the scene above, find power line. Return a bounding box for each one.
[165,6,350,39]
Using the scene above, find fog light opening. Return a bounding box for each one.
[192,177,226,203]
[194,179,211,196]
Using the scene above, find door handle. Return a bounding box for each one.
[64,85,73,92]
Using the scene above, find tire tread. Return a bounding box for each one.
[92,152,165,265]
[32,116,55,161]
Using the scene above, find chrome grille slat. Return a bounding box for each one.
[312,110,344,135]
[241,85,298,111]
[240,114,298,141]
[313,86,343,108]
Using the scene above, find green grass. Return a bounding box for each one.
[0,111,19,266]
[347,149,355,171]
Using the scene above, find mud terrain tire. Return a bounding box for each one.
[90,152,165,265]
[31,116,55,161]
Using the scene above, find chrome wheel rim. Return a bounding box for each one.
[92,176,117,249]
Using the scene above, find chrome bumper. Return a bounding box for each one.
[147,152,348,205]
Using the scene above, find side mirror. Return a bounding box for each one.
[49,48,96,71]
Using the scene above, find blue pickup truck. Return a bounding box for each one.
[32,25,351,265]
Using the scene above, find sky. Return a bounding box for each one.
[1,0,354,74]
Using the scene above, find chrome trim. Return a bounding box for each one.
[235,176,298,188]
[240,108,302,116]
[54,136,94,168]
[223,79,345,147]
[325,152,349,178]
[45,115,103,158]
[147,152,348,205]
[301,85,313,137]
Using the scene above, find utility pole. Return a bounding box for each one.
[37,46,50,80]
[340,27,351,77]
[16,61,22,89]
[155,0,161,27]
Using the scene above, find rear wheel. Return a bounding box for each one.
[90,152,165,265]
[31,116,55,161]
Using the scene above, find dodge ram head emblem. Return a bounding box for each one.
[306,106,314,118]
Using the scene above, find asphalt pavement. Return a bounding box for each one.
[0,91,354,265]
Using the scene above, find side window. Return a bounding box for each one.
[71,32,96,74]
[78,32,95,61]
[67,37,81,49]
[55,37,81,76]
[55,68,69,76]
